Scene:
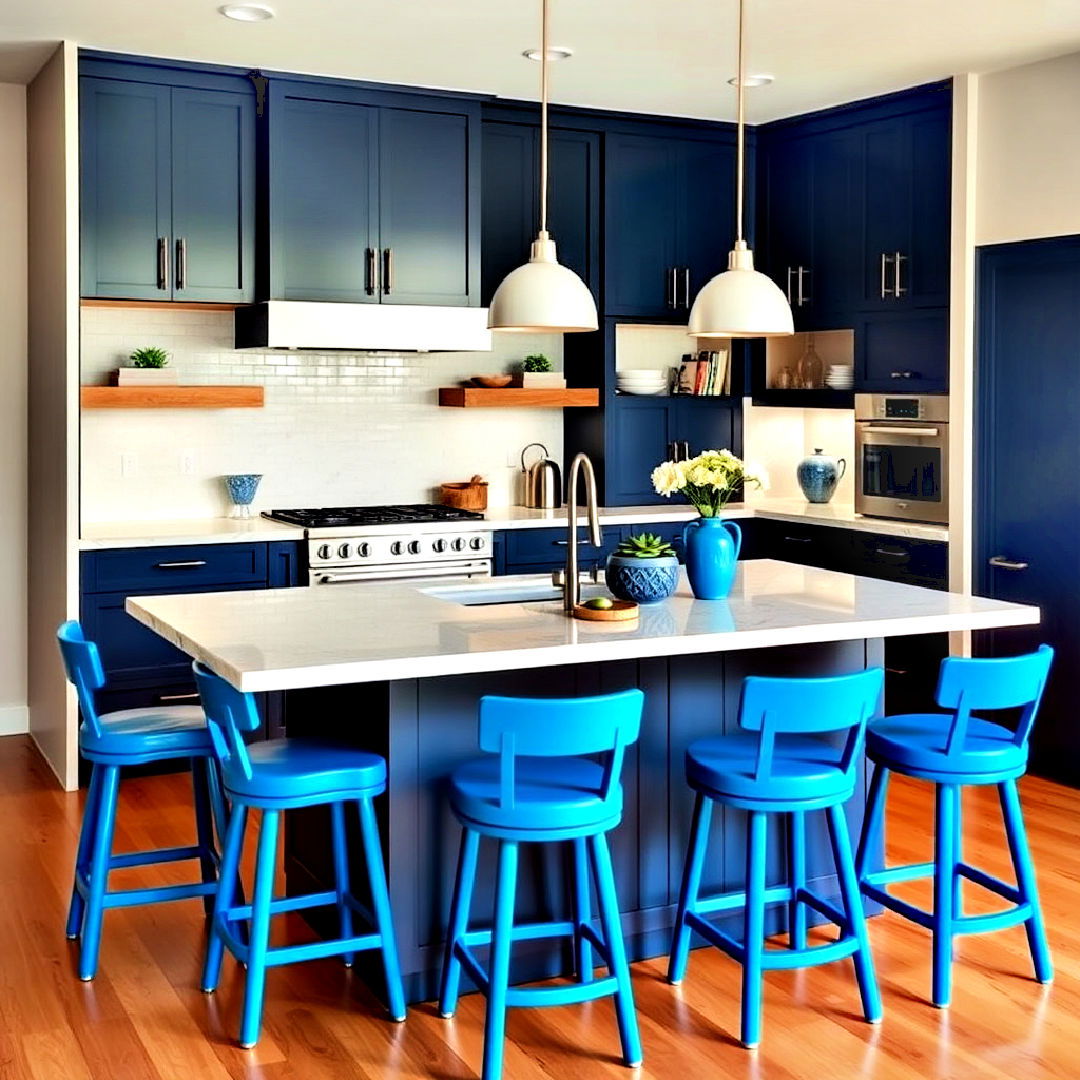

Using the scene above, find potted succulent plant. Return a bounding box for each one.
[605,532,681,604]
[113,345,178,386]
[512,353,566,389]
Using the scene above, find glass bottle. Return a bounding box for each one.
[796,333,824,389]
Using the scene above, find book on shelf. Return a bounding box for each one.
[675,348,731,397]
[677,355,699,394]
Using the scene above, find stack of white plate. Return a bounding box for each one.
[616,368,669,396]
[825,364,854,390]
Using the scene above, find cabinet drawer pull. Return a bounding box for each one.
[158,692,200,703]
[154,560,208,569]
[874,546,908,558]
[552,539,596,547]
[782,535,813,543]
[988,555,1029,572]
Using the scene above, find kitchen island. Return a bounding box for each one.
[128,560,1037,1002]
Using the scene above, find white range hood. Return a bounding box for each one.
[234,302,493,353]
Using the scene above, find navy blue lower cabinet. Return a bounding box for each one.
[498,526,622,577]
[280,638,880,1003]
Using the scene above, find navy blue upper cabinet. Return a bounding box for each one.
[604,132,735,319]
[481,121,600,306]
[80,72,255,302]
[267,81,481,306]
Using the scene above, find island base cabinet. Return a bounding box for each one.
[282,639,882,1004]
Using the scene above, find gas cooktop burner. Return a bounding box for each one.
[263,504,485,529]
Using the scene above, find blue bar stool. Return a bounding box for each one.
[856,646,1054,1008]
[58,620,228,982]
[668,668,885,1049]
[192,662,405,1048]
[439,690,644,1080]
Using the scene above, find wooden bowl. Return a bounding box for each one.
[471,375,513,389]
[439,475,488,511]
[572,599,640,622]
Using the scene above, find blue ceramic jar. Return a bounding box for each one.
[796,449,846,504]
[683,518,742,599]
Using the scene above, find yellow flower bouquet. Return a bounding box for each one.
[651,449,765,518]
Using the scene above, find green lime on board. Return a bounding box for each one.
[584,597,614,610]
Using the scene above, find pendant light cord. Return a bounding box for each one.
[735,0,746,245]
[539,0,550,237]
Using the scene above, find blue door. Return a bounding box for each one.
[379,106,479,306]
[976,235,1080,783]
[80,77,172,299]
[171,87,255,302]
[606,399,673,505]
[270,94,379,302]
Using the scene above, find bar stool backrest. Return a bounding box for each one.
[738,668,885,783]
[478,689,644,811]
[934,645,1054,755]
[57,620,106,739]
[192,661,259,780]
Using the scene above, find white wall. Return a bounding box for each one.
[80,307,564,521]
[976,51,1080,246]
[0,83,28,736]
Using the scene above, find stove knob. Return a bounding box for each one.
[408,540,422,555]
[390,541,403,556]
[358,542,370,558]
[433,538,448,553]
[451,537,466,552]
[317,543,333,560]
[338,543,351,560]
[470,536,485,551]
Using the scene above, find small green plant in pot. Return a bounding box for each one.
[513,352,566,389]
[605,532,680,604]
[114,345,177,386]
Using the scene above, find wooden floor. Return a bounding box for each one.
[2,734,1077,1080]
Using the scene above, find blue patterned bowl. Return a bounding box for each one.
[604,554,680,605]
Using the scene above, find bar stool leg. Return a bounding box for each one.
[202,803,247,994]
[932,783,958,1008]
[78,765,120,981]
[66,764,104,940]
[827,804,883,1024]
[789,810,808,951]
[192,759,219,918]
[855,763,890,884]
[999,779,1053,984]
[953,788,964,919]
[668,792,713,985]
[741,810,768,1049]
[330,801,355,967]
[571,837,593,984]
[590,832,642,1067]
[358,796,406,1022]
[439,828,479,1018]
[239,809,279,1048]
[482,840,519,1080]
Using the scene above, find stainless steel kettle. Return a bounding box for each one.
[521,443,562,509]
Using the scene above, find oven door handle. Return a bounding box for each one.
[860,425,940,437]
[314,561,490,584]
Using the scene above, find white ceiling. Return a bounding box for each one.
[2,0,1080,121]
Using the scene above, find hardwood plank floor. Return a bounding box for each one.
[1,733,1075,1080]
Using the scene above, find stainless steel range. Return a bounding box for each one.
[263,504,493,584]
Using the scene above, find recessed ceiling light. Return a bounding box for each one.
[522,46,574,62]
[219,4,275,21]
[727,73,774,87]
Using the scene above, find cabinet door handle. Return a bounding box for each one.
[879,252,891,299]
[681,267,691,309]
[154,560,208,569]
[989,555,1029,571]
[175,237,187,291]
[681,440,690,460]
[797,265,809,307]
[888,370,919,381]
[382,248,393,295]
[157,236,169,291]
[894,251,906,297]
[874,546,908,559]
[782,535,813,544]
[365,247,377,295]
[786,266,795,305]
[158,692,200,703]
[667,267,677,309]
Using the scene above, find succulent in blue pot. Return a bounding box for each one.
[605,532,680,604]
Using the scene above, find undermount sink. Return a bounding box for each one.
[423,578,606,607]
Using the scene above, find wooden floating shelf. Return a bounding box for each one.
[81,299,240,312]
[81,386,265,409]
[438,387,600,408]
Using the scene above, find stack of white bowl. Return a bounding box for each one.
[825,364,854,390]
[616,368,669,396]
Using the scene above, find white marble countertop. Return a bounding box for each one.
[128,560,1031,693]
[81,500,947,549]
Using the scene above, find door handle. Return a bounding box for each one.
[157,236,169,291]
[154,560,208,569]
[365,247,377,295]
[382,248,393,295]
[175,237,187,291]
[894,251,906,297]
[988,555,1029,571]
[681,267,691,309]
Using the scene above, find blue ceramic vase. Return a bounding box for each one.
[682,517,742,599]
[224,473,262,518]
[796,448,846,504]
[605,554,680,604]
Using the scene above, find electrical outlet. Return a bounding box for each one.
[179,450,196,476]
[121,452,138,478]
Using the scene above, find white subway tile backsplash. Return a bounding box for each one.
[80,306,564,522]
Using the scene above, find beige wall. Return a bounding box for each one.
[0,83,28,736]
[976,51,1080,247]
[27,44,80,789]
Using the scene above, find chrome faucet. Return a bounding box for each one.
[562,452,602,611]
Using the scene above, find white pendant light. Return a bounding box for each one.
[487,0,598,333]
[688,0,793,339]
